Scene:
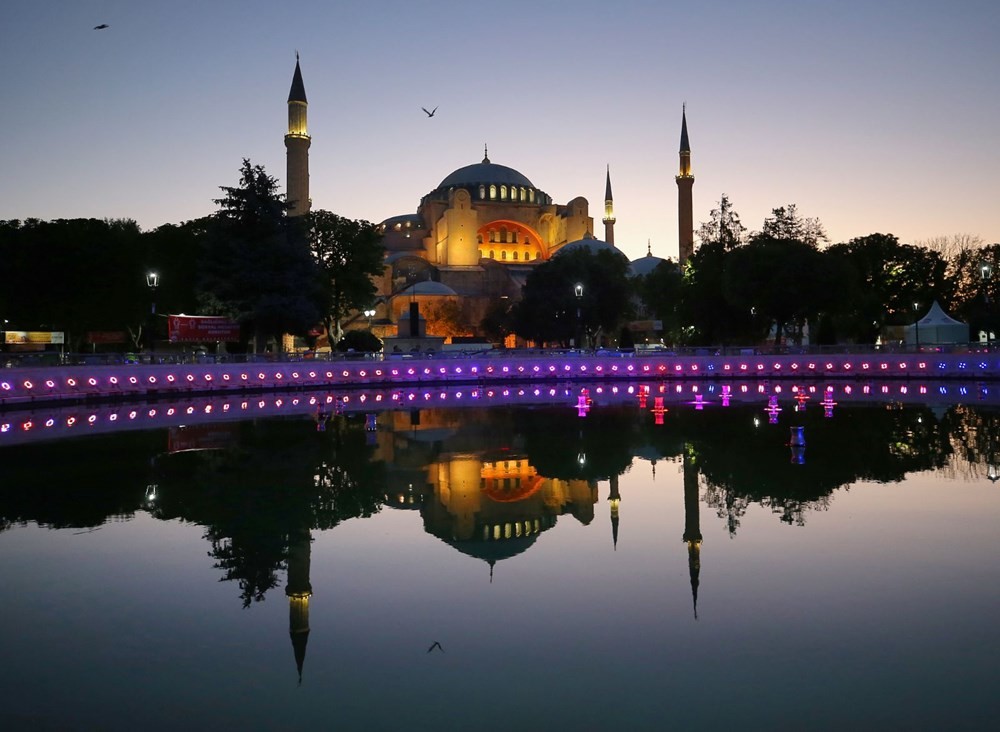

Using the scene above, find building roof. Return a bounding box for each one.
[629,253,666,277]
[287,56,307,104]
[557,233,626,259]
[437,155,534,190]
[401,281,458,297]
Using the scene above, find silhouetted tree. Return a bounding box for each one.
[304,210,385,345]
[199,159,324,351]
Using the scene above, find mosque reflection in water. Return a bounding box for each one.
[2,392,999,683]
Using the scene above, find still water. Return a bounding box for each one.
[1,386,998,731]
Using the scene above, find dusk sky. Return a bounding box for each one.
[2,0,998,262]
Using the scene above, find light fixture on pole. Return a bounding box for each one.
[574,282,584,349]
[146,272,159,352]
[981,261,992,348]
[364,308,376,330]
[913,301,920,351]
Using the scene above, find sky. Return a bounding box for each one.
[1,0,998,263]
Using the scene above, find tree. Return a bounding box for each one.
[753,204,828,247]
[637,259,683,342]
[513,248,632,347]
[303,210,385,345]
[723,236,831,346]
[0,217,145,350]
[826,233,947,342]
[198,159,324,351]
[678,241,750,345]
[696,194,747,250]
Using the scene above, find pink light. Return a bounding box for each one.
[23,380,33,389]
[292,372,300,379]
[309,371,317,378]
[186,374,195,382]
[46,379,56,388]
[130,376,139,385]
[257,372,266,380]
[109,377,118,385]
[67,378,78,387]
[205,374,213,381]
[87,378,98,386]
[275,372,283,380]
[147,376,157,384]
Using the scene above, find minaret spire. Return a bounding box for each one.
[676,105,695,262]
[285,55,311,216]
[285,528,313,683]
[603,165,616,245]
[608,475,621,550]
[482,144,490,164]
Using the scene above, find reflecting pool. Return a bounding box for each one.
[1,385,998,730]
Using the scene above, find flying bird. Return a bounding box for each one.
[93,24,109,30]
[422,106,437,118]
[426,641,444,653]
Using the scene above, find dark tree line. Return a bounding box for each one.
[0,159,384,352]
[636,196,999,347]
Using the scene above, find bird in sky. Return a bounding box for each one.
[93,24,109,30]
[426,641,443,653]
[422,106,437,118]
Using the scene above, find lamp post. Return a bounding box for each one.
[146,272,159,353]
[981,261,992,348]
[364,308,376,330]
[574,282,584,349]
[913,301,920,352]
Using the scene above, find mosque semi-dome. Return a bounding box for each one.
[629,253,667,278]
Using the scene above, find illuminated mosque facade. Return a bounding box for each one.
[283,58,695,340]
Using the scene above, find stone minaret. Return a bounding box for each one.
[682,447,702,619]
[285,54,310,216]
[676,106,694,262]
[603,165,616,245]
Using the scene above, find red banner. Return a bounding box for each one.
[167,316,241,343]
[86,331,127,344]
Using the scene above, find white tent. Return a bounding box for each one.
[903,301,969,345]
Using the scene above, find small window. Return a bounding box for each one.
[490,250,495,259]
[501,251,507,260]
[489,230,496,243]
[529,189,535,203]
[479,185,486,199]
[490,185,497,199]
[500,227,508,242]
[477,234,483,244]
[512,251,519,261]
[500,185,507,200]
[512,231,518,243]
[479,249,484,259]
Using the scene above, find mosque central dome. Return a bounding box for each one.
[437,151,534,190]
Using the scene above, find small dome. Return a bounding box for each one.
[557,234,626,259]
[402,281,458,297]
[630,254,667,277]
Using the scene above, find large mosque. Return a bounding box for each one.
[284,58,694,340]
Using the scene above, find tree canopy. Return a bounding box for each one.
[198,159,324,349]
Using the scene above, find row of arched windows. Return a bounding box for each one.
[480,250,539,261]
[479,184,536,203]
[479,228,531,244]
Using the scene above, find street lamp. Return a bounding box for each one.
[574,282,584,349]
[981,261,992,348]
[364,308,376,330]
[146,272,159,352]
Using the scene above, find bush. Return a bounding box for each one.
[336,329,383,353]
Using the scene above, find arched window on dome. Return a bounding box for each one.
[529,189,535,203]
[477,234,483,244]
[520,187,526,201]
[500,185,507,200]
[489,250,495,259]
[500,227,508,243]
[512,251,519,261]
[512,231,518,243]
[490,185,497,200]
[501,251,507,260]
[479,185,486,199]
[489,230,496,243]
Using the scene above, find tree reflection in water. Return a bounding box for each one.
[1,399,997,604]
